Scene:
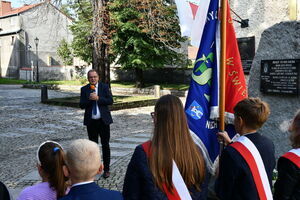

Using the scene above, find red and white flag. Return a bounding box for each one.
[174,0,211,47]
[224,0,247,121]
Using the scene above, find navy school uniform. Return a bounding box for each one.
[215,132,276,200]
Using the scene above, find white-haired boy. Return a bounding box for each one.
[59,139,122,200]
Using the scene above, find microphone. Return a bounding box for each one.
[90,84,96,93]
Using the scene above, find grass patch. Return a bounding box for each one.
[159,83,189,91]
[41,80,87,85]
[113,95,155,103]
[111,81,136,88]
[0,78,28,84]
[0,78,87,85]
[45,95,157,110]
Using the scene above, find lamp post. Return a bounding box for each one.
[34,37,39,82]
[27,44,32,81]
[27,44,31,67]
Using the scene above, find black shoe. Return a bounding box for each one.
[102,171,110,179]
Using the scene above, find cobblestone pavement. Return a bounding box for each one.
[0,85,154,198]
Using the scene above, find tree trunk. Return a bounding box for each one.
[92,0,110,85]
[135,68,144,88]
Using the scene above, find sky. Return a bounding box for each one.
[8,0,38,8]
[8,0,68,8]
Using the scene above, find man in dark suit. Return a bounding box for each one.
[80,69,113,178]
[215,98,276,200]
[60,139,122,200]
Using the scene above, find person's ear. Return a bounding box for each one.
[235,116,243,126]
[96,164,104,175]
[63,165,70,177]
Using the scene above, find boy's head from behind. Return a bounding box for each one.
[65,139,102,183]
[234,97,270,131]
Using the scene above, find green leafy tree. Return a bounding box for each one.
[67,0,111,84]
[69,0,93,65]
[109,0,188,87]
[59,4,73,18]
[57,39,73,65]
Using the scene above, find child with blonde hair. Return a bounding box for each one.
[59,139,122,200]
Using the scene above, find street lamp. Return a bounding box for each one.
[27,44,31,67]
[34,37,39,82]
[27,44,32,81]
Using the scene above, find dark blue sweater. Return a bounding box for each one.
[122,145,208,200]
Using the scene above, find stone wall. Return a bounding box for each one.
[248,21,300,158]
[21,3,73,69]
[0,2,73,79]
[231,0,289,50]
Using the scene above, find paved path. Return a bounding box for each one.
[0,85,154,199]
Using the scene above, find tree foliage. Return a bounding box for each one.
[59,3,73,18]
[60,0,187,86]
[57,38,73,65]
[68,0,93,64]
[109,0,188,87]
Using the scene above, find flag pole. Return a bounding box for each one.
[219,0,227,151]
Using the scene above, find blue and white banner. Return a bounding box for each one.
[183,0,248,171]
[185,0,222,171]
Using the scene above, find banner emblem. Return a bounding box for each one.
[186,100,204,120]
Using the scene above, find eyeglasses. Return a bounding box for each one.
[88,76,98,79]
[150,112,155,118]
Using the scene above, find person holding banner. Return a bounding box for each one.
[122,94,208,200]
[215,98,275,200]
[274,111,300,200]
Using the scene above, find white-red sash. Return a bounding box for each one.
[142,141,192,200]
[230,136,273,200]
[282,148,300,168]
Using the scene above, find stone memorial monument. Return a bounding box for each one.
[248,21,300,158]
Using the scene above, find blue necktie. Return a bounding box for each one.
[93,101,97,115]
[91,85,97,115]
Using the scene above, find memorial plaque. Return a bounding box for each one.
[260,59,300,95]
[237,36,255,74]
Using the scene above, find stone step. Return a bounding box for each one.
[109,142,137,149]
[61,120,83,126]
[131,129,152,134]
[17,128,56,135]
[113,137,148,144]
[19,170,40,181]
[0,132,25,137]
[133,133,151,138]
[111,150,132,157]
